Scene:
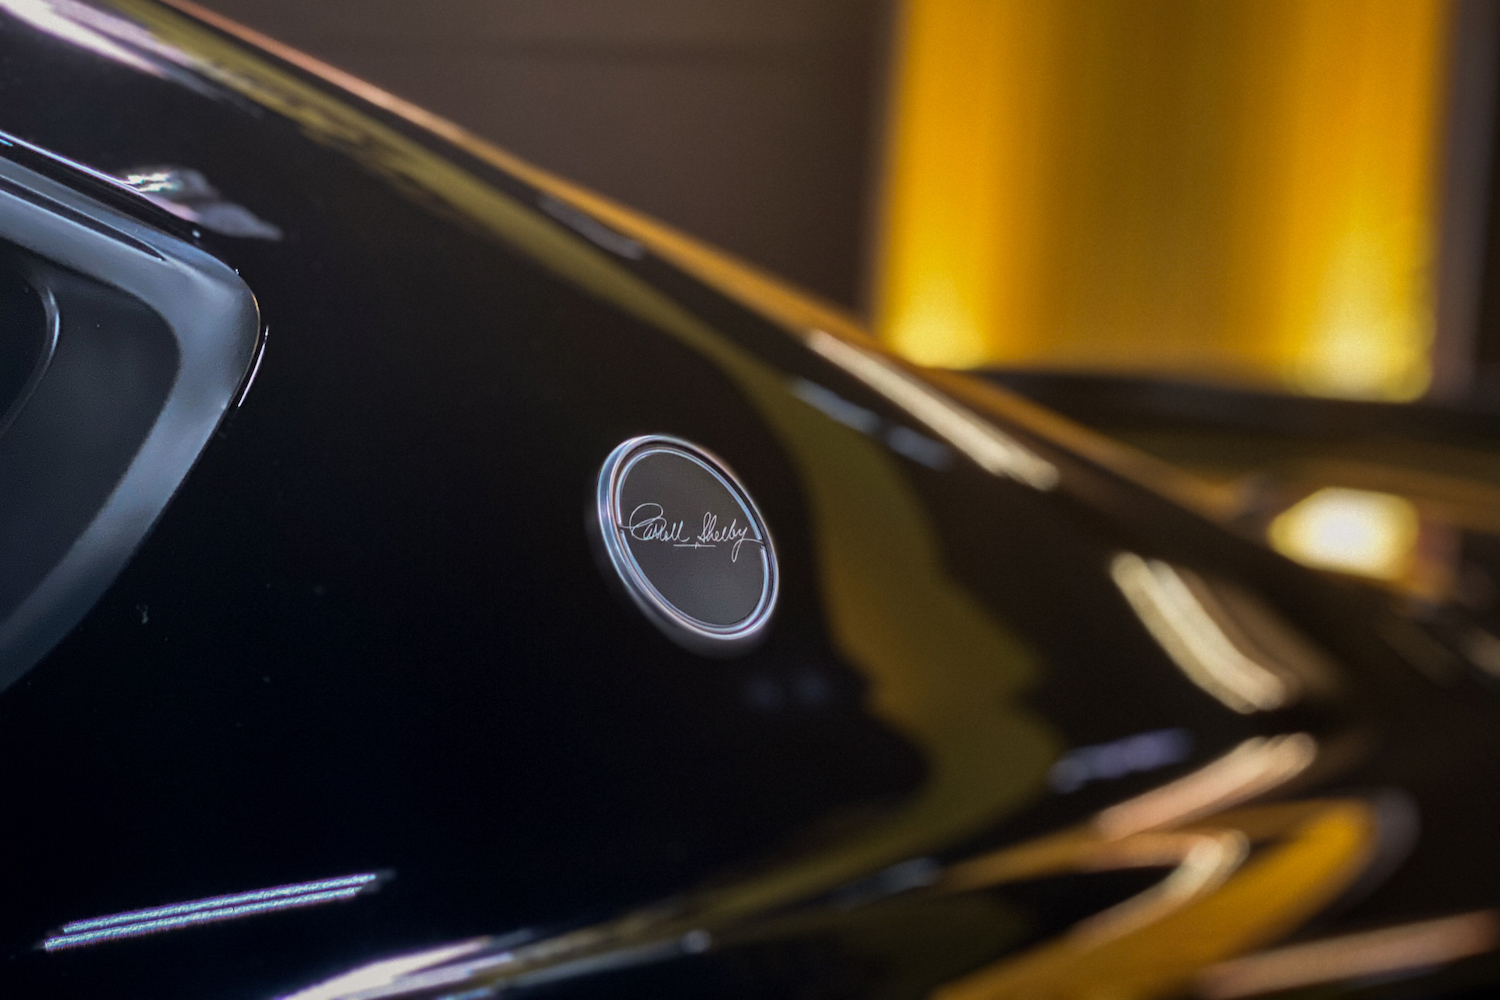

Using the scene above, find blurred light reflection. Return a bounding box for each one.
[790,377,953,470]
[1049,728,1193,793]
[1097,734,1317,839]
[1,0,162,75]
[278,938,493,1000]
[805,329,1058,489]
[1075,830,1248,946]
[0,0,220,97]
[117,165,284,240]
[1196,911,1500,999]
[1269,487,1420,581]
[1110,553,1288,713]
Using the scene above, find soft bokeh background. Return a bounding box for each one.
[194,0,1500,405]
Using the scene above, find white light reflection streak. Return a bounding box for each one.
[1196,911,1500,999]
[277,938,494,1000]
[0,0,204,81]
[804,329,1059,490]
[43,873,382,951]
[1074,830,1249,946]
[1097,734,1318,840]
[0,0,160,75]
[1110,553,1287,714]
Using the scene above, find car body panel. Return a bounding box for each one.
[0,3,1498,999]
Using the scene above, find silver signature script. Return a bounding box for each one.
[624,504,764,562]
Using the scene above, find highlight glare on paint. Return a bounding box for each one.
[1197,911,1500,999]
[1109,553,1288,714]
[1269,487,1420,580]
[805,329,1058,489]
[1096,733,1318,839]
[278,939,494,1000]
[42,873,383,950]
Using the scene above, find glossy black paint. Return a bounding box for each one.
[0,149,260,692]
[0,5,1498,999]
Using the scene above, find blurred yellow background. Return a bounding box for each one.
[875,0,1451,402]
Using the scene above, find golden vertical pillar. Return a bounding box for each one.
[874,0,1452,401]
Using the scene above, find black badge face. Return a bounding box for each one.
[597,436,777,653]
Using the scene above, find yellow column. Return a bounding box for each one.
[874,0,1451,401]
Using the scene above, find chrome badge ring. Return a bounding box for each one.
[596,435,778,654]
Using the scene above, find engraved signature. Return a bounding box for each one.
[624,504,764,562]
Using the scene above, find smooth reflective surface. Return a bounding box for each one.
[44,874,385,951]
[0,4,1498,1000]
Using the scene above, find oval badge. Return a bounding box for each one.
[596,436,777,653]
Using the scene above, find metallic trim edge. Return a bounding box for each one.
[0,143,261,691]
[596,435,778,655]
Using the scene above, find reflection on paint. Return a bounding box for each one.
[805,330,1058,489]
[117,166,283,240]
[934,798,1377,1000]
[278,938,495,1000]
[1197,910,1500,999]
[1269,487,1420,581]
[100,0,1058,974]
[1075,830,1248,946]
[1096,734,1317,839]
[1466,629,1500,678]
[273,738,1332,1000]
[1110,554,1288,714]
[1049,728,1193,793]
[0,0,222,96]
[791,377,953,470]
[537,194,645,260]
[1,0,161,74]
[42,873,383,950]
[792,378,881,434]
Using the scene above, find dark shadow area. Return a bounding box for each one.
[191,0,888,309]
